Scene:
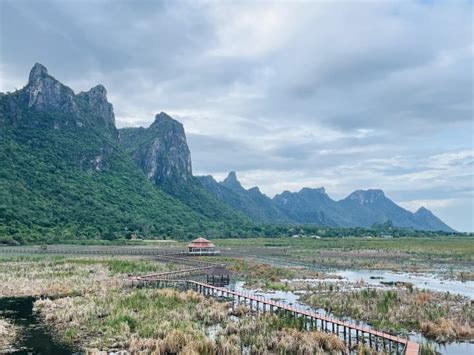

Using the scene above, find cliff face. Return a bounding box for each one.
[0,63,216,240]
[119,115,249,223]
[120,112,192,188]
[12,63,118,140]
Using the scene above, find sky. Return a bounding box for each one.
[0,0,473,231]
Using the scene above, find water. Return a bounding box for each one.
[240,254,474,298]
[0,297,77,355]
[333,269,474,299]
[228,281,473,355]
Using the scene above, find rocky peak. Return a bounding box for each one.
[119,112,192,187]
[415,206,432,216]
[28,63,49,83]
[153,111,176,124]
[25,63,77,113]
[77,84,115,127]
[347,189,386,204]
[222,171,244,191]
[248,186,262,195]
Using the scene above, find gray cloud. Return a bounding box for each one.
[0,0,472,231]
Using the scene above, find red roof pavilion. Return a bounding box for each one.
[187,237,218,255]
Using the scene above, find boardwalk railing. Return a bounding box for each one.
[1,245,419,354]
[129,265,220,282]
[128,268,419,355]
[186,281,420,355]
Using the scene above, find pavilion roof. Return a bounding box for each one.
[187,237,215,248]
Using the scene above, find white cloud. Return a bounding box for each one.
[0,0,472,230]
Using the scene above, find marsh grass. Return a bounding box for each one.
[0,256,175,297]
[225,258,331,289]
[301,287,473,342]
[0,318,17,352]
[34,288,229,352]
[34,285,348,354]
[217,237,474,274]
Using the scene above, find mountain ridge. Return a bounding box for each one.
[0,63,456,241]
[0,63,246,242]
[199,171,455,232]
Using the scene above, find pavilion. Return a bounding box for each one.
[187,237,219,255]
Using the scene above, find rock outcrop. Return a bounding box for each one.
[119,112,192,188]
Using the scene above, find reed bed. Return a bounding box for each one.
[301,287,473,342]
[227,258,332,289]
[34,285,349,354]
[0,256,173,297]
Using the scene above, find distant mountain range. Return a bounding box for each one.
[198,173,454,232]
[0,64,455,241]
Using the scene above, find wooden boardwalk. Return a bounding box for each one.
[187,280,420,355]
[129,267,420,355]
[0,245,419,354]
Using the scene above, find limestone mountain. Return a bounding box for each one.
[201,172,455,232]
[0,63,455,241]
[277,187,455,232]
[337,189,447,230]
[118,116,249,223]
[198,172,291,223]
[0,63,239,241]
[119,112,192,188]
[413,207,455,232]
[273,188,352,226]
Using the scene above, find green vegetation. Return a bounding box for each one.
[35,288,346,354]
[0,255,174,297]
[0,256,345,353]
[217,236,474,271]
[0,97,258,243]
[217,236,474,258]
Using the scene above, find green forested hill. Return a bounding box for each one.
[118,113,250,225]
[0,64,244,243]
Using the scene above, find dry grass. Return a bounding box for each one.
[0,318,17,352]
[34,288,228,352]
[0,256,172,297]
[420,318,473,342]
[301,287,473,342]
[34,285,348,354]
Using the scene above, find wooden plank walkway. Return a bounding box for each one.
[130,265,219,281]
[129,270,420,354]
[0,245,421,353]
[187,280,420,355]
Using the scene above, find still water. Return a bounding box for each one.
[0,297,78,355]
[334,269,474,299]
[229,280,473,355]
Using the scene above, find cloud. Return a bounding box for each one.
[0,0,472,231]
